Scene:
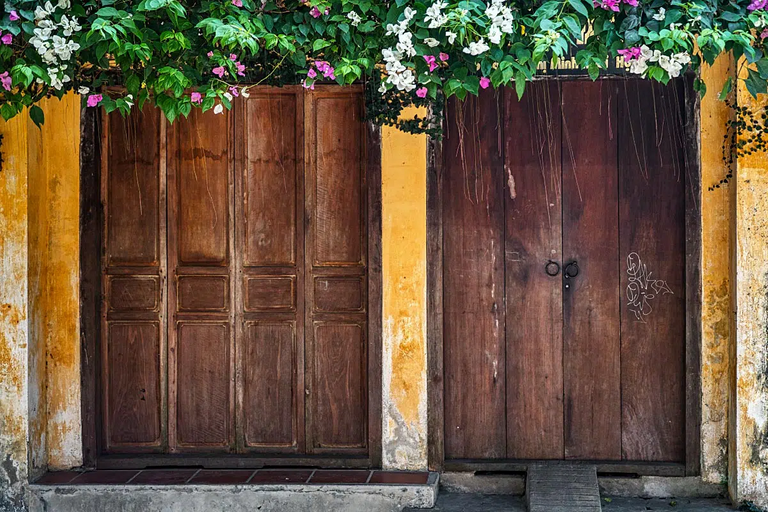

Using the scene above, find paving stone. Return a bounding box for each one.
[526,463,602,512]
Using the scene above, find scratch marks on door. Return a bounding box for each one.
[626,252,673,322]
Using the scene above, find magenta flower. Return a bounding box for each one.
[207,51,214,57]
[617,46,642,61]
[314,60,334,79]
[232,0,243,6]
[310,6,322,17]
[593,0,619,11]
[87,94,103,108]
[235,62,246,76]
[624,0,638,5]
[229,86,240,97]
[307,68,317,78]
[302,80,315,90]
[439,52,449,62]
[749,0,768,10]
[213,66,226,78]
[9,11,19,21]
[1,34,12,45]
[423,55,438,72]
[190,92,203,104]
[0,71,11,92]
[416,87,428,98]
[479,77,491,89]
[230,53,238,61]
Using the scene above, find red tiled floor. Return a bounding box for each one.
[309,470,371,484]
[129,469,199,485]
[35,471,81,484]
[369,471,429,485]
[249,469,313,484]
[189,470,254,485]
[70,470,139,485]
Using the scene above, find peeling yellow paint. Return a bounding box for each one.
[0,109,30,506]
[28,95,82,470]
[381,108,428,470]
[700,55,735,484]
[731,67,768,507]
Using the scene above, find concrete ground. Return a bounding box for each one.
[406,494,737,511]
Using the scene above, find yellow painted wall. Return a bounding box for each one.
[28,95,82,470]
[700,55,735,484]
[731,68,768,507]
[381,109,428,470]
[0,109,30,508]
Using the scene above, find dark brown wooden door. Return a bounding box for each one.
[100,86,377,461]
[442,79,687,463]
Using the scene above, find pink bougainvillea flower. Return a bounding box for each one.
[0,71,11,92]
[232,0,243,6]
[324,7,330,14]
[229,86,240,97]
[213,66,227,78]
[749,0,768,10]
[310,6,322,17]
[624,0,638,5]
[416,87,428,98]
[439,52,449,62]
[479,77,491,89]
[302,79,315,90]
[235,61,246,76]
[230,53,238,61]
[617,46,642,61]
[423,55,438,72]
[1,33,12,45]
[307,68,317,78]
[593,0,619,11]
[9,11,19,21]
[190,92,203,104]
[207,51,214,57]
[87,94,103,107]
[314,60,334,79]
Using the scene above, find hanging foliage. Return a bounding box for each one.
[0,0,767,132]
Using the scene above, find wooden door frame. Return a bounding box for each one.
[426,75,702,476]
[79,89,383,469]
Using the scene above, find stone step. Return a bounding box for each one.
[526,463,601,512]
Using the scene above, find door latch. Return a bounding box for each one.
[563,260,579,289]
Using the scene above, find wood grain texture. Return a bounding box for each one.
[504,81,564,459]
[561,80,621,460]
[442,90,506,459]
[305,88,369,455]
[243,322,296,448]
[618,79,686,462]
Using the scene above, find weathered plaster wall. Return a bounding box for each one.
[381,110,428,470]
[0,112,30,512]
[699,56,735,484]
[27,95,82,471]
[730,73,768,508]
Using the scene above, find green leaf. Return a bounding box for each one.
[29,105,44,128]
[568,0,589,17]
[718,76,732,101]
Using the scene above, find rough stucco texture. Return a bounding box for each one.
[699,55,734,485]
[29,95,82,471]
[0,112,29,512]
[381,109,428,470]
[732,75,768,507]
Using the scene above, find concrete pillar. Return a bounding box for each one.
[730,75,768,507]
[380,110,428,470]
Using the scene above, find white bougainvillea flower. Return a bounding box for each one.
[446,31,457,44]
[214,104,224,114]
[424,37,440,47]
[347,11,362,26]
[463,38,490,56]
[425,1,448,28]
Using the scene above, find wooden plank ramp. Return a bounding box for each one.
[526,463,601,512]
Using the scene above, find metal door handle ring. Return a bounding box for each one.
[564,261,579,279]
[545,260,560,277]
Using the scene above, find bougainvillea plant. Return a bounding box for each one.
[0,0,767,133]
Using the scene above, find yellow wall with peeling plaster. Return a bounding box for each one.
[700,56,735,484]
[731,69,768,507]
[0,94,81,494]
[381,108,428,470]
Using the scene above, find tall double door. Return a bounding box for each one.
[101,86,376,460]
[442,79,688,463]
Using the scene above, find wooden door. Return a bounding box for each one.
[441,79,688,464]
[100,86,379,463]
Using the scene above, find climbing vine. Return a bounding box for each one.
[2,0,768,133]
